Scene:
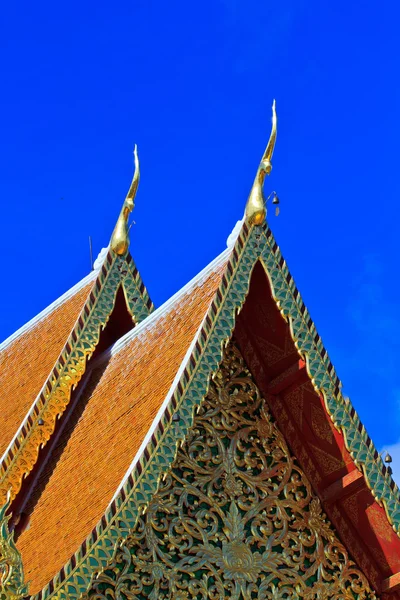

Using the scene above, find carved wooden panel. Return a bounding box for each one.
[84,341,376,599]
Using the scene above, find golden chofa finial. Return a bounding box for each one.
[245,100,277,225]
[110,145,140,256]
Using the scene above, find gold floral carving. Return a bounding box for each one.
[366,504,395,544]
[84,342,376,599]
[310,404,334,445]
[0,493,28,600]
[284,387,304,429]
[306,444,345,478]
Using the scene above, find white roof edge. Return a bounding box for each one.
[0,269,98,352]
[0,272,94,465]
[109,259,219,504]
[108,223,243,504]
[1,244,231,467]
[0,246,111,352]
[0,237,233,471]
[0,223,240,354]
[91,245,232,368]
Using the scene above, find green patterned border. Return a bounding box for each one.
[0,251,153,506]
[33,222,400,600]
[120,253,154,323]
[258,228,400,526]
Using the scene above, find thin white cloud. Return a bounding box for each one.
[347,253,400,383]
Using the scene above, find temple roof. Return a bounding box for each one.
[16,249,229,593]
[2,110,400,599]
[6,218,395,600]
[0,247,154,509]
[0,274,95,459]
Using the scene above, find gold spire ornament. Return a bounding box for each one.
[245,100,277,225]
[111,145,140,256]
[0,492,29,600]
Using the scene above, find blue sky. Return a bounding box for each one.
[1,1,400,471]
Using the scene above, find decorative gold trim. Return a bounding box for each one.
[32,221,400,600]
[245,100,277,225]
[110,146,140,256]
[83,341,376,599]
[0,251,153,506]
[32,224,255,600]
[0,492,29,600]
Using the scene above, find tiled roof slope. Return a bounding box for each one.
[30,221,400,600]
[0,250,154,506]
[0,277,95,458]
[17,254,228,594]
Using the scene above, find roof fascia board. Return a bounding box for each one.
[35,222,257,600]
[34,221,400,600]
[90,246,231,370]
[0,251,153,506]
[0,271,97,352]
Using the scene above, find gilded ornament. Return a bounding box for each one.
[83,342,375,599]
[36,223,394,600]
[0,492,28,600]
[0,252,153,506]
[245,100,277,226]
[110,145,140,255]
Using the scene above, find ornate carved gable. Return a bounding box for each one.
[4,117,399,599]
[84,341,375,599]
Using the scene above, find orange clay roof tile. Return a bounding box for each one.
[0,280,94,458]
[17,259,227,594]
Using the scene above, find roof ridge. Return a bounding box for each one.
[33,219,254,600]
[0,249,154,505]
[0,270,97,352]
[0,245,113,352]
[90,246,231,369]
[0,214,242,354]
[110,264,218,503]
[35,220,400,600]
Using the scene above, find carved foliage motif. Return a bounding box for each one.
[36,223,397,600]
[35,226,256,600]
[0,494,28,600]
[84,342,375,600]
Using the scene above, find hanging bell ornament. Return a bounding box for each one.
[385,453,393,464]
[272,193,280,216]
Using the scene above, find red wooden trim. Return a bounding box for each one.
[381,571,400,593]
[320,469,364,503]
[267,359,307,395]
